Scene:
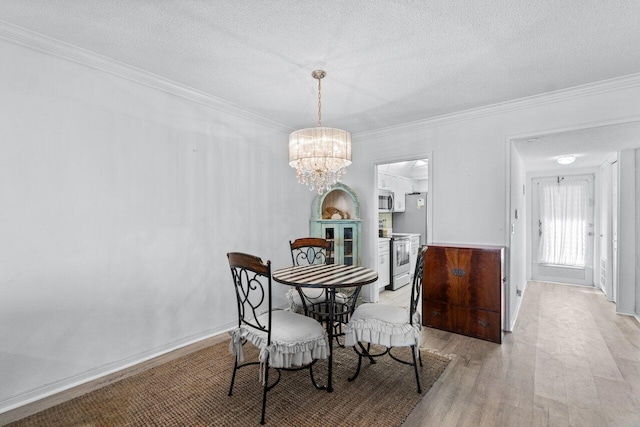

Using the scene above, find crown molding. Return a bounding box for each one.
[0,20,291,133]
[356,73,640,139]
[3,20,639,139]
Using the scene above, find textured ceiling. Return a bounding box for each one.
[513,121,640,173]
[2,0,640,136]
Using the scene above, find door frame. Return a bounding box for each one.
[599,154,618,302]
[611,159,619,303]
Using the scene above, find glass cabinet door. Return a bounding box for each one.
[321,223,358,265]
[323,226,336,264]
[342,226,354,265]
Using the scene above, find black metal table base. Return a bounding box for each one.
[306,288,361,392]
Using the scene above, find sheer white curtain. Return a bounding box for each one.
[537,179,589,267]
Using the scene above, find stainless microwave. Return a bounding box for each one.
[378,190,394,212]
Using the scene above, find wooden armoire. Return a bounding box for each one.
[422,244,505,343]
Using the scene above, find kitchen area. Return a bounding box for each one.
[377,159,429,297]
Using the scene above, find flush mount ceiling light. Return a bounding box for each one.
[289,70,352,195]
[557,155,576,165]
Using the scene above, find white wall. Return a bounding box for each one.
[617,150,637,315]
[636,149,640,319]
[350,76,640,331]
[0,39,312,411]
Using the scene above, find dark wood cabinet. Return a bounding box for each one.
[422,244,504,343]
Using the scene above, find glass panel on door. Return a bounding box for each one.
[343,227,353,265]
[344,241,353,265]
[344,227,353,240]
[324,227,336,264]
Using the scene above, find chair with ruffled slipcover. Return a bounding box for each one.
[344,246,428,393]
[227,252,328,425]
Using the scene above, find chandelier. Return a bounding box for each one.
[289,70,352,195]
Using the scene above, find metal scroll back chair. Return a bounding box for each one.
[287,238,333,314]
[227,252,328,425]
[344,246,428,393]
[288,238,356,344]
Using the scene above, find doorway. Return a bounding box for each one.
[531,174,595,286]
[374,156,432,304]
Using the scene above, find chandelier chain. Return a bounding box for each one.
[317,78,322,127]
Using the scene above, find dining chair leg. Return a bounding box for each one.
[228,357,238,396]
[347,348,363,382]
[411,345,422,393]
[308,364,326,390]
[361,342,376,364]
[335,321,343,347]
[260,363,270,425]
[419,350,423,367]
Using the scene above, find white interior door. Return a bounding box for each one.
[532,174,595,286]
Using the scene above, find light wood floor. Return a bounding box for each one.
[380,281,640,427]
[4,282,639,426]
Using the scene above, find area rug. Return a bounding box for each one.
[8,339,451,427]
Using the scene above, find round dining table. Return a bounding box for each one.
[272,263,378,392]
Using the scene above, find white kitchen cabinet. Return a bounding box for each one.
[394,193,405,212]
[378,171,392,190]
[401,176,414,195]
[388,173,398,194]
[394,176,413,212]
[378,239,391,289]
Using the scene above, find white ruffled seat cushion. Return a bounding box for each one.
[344,303,421,349]
[286,288,349,313]
[229,309,328,371]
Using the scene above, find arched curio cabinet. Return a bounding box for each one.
[310,183,361,266]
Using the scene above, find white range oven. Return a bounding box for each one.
[390,236,411,290]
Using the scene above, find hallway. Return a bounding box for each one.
[405,281,640,426]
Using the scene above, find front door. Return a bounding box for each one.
[531,174,595,286]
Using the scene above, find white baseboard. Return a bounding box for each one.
[508,297,522,332]
[0,320,236,416]
[615,309,640,321]
[507,281,527,332]
[612,309,640,328]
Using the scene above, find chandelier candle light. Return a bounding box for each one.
[289,70,352,195]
